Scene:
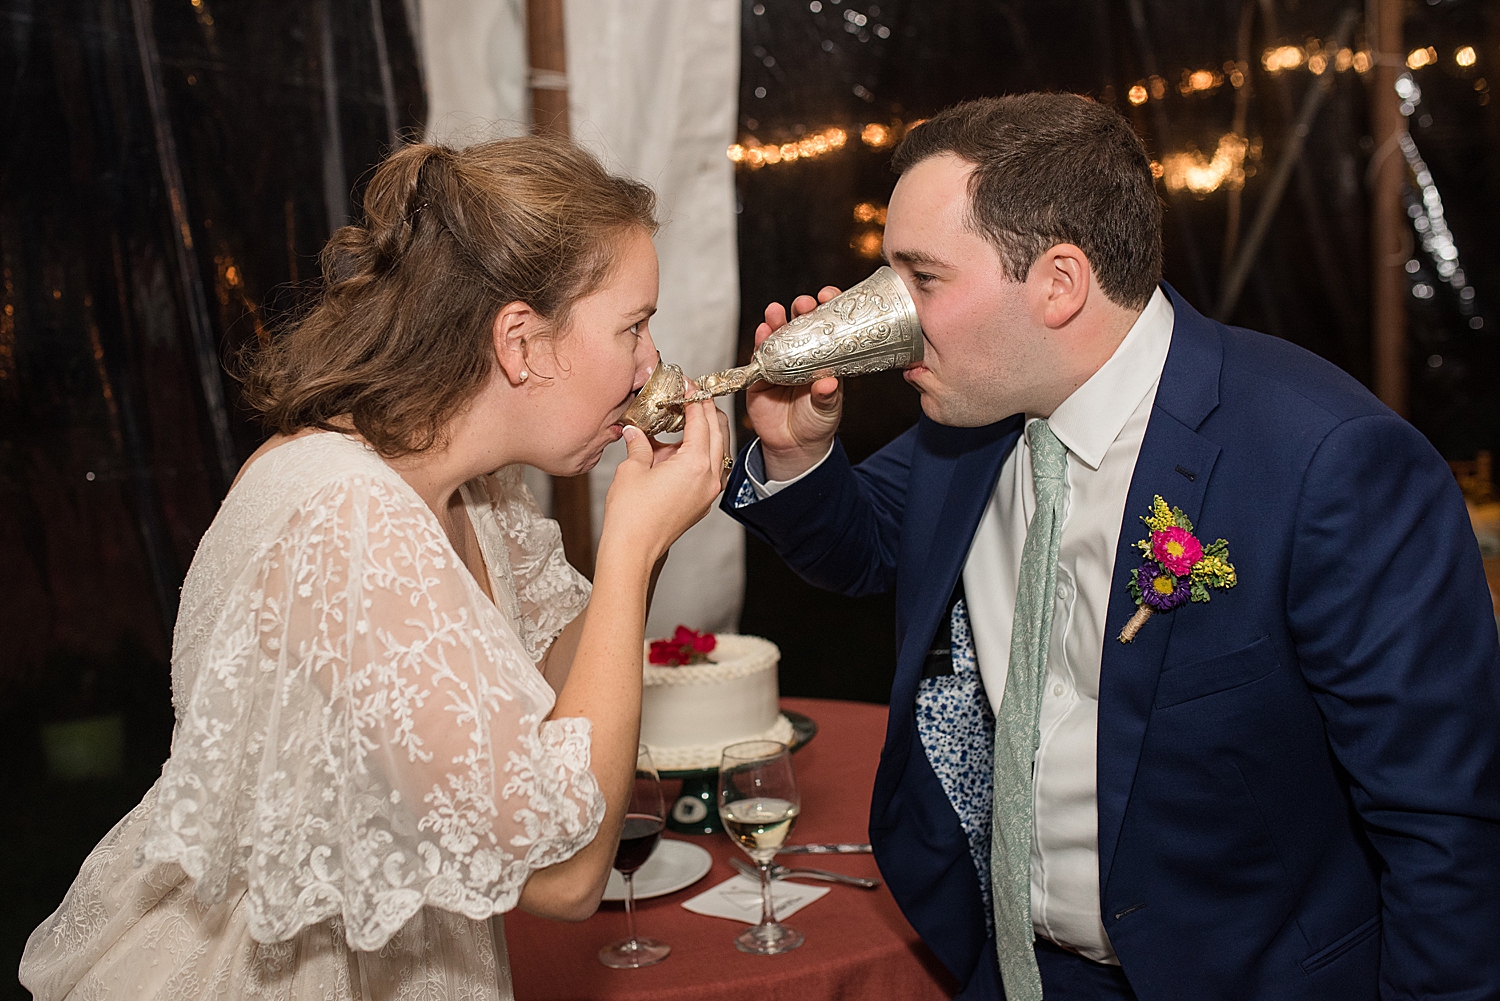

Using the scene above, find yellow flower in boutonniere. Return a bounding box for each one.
[1119,496,1238,643]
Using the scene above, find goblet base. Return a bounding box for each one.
[734,921,804,955]
[598,936,671,969]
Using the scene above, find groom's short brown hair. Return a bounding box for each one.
[892,94,1163,310]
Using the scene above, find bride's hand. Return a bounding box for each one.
[599,398,730,568]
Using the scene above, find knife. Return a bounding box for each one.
[777,843,872,855]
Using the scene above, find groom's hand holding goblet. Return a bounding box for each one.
[747,286,845,482]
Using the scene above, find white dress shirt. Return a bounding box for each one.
[747,288,1175,964]
[963,288,1173,963]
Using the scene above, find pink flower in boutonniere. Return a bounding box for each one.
[1151,526,1204,575]
[1119,496,1237,643]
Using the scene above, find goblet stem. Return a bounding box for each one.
[622,872,639,947]
[757,860,777,928]
[691,361,762,400]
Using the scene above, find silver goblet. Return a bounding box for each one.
[621,267,923,437]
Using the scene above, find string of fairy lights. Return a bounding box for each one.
[729,41,1485,180]
[726,119,920,168]
[1393,72,1486,332]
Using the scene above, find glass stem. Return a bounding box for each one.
[758,860,777,927]
[622,872,639,946]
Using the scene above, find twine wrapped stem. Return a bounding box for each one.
[1118,606,1154,643]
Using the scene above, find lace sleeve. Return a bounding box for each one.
[470,467,591,663]
[139,471,606,950]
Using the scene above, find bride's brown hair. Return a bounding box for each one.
[241,135,658,457]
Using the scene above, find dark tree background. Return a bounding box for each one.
[1,0,1495,991]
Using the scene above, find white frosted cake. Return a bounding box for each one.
[640,633,794,771]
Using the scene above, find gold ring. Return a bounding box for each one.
[722,455,734,472]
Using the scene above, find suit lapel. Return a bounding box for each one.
[1097,286,1224,891]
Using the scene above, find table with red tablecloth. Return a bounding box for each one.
[504,696,960,1001]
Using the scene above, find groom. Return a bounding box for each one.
[724,95,1500,1000]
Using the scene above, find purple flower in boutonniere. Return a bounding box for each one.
[1119,496,1237,643]
[1136,562,1190,611]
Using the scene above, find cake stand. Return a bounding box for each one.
[660,709,817,836]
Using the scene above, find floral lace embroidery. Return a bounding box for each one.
[463,467,590,664]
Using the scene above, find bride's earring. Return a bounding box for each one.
[518,337,551,384]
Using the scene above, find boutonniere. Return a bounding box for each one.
[1118,496,1237,643]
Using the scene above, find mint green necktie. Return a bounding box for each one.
[991,419,1068,1001]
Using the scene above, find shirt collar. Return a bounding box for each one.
[1042,286,1174,471]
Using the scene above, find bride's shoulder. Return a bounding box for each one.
[215,433,417,540]
[234,430,378,485]
[236,432,396,492]
[177,434,413,647]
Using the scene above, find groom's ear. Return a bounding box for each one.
[1034,243,1091,329]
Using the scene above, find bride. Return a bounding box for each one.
[20,136,728,1000]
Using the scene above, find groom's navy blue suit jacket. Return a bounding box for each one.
[724,287,1500,1000]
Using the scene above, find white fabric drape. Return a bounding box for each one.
[420,0,530,144]
[421,0,745,635]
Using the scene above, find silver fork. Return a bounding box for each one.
[730,857,881,890]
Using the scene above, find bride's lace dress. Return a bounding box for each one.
[19,433,602,1001]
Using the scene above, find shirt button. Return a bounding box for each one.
[1053,683,1065,697]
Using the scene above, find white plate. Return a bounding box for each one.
[602,838,713,901]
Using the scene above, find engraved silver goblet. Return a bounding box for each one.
[620,267,922,437]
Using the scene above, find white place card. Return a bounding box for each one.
[680,873,830,923]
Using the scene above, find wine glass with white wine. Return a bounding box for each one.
[597,745,671,968]
[717,739,804,955]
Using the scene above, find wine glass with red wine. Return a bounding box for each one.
[597,745,671,968]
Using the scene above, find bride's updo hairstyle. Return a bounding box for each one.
[242,135,658,457]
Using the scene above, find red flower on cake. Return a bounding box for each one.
[648,625,717,666]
